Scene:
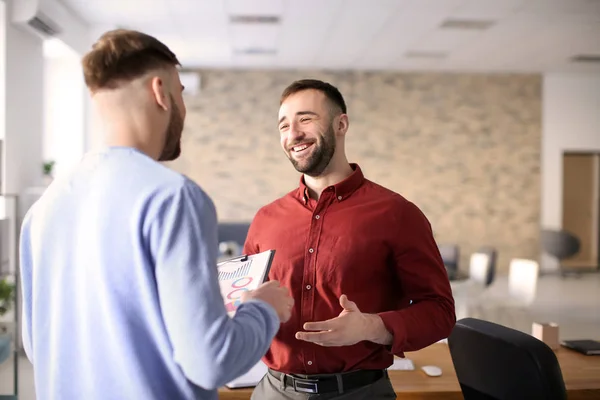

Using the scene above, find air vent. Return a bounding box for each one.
[27,14,61,36]
[571,54,600,63]
[230,15,280,24]
[234,48,277,55]
[405,51,448,59]
[440,19,495,30]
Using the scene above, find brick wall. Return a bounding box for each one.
[166,70,542,273]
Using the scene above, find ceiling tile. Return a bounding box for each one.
[399,0,468,12]
[230,25,280,51]
[353,12,449,69]
[521,0,600,15]
[449,0,526,20]
[408,29,479,53]
[314,0,409,67]
[225,0,285,16]
[275,0,344,67]
[62,0,169,25]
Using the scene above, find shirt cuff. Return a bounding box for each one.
[377,311,408,357]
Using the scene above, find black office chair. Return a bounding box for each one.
[448,318,567,400]
[217,223,251,247]
[438,244,460,278]
[476,246,497,287]
[540,229,596,276]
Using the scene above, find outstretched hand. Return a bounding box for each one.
[295,295,376,347]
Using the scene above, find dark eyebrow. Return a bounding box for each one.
[278,111,319,125]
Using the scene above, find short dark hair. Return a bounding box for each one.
[82,29,180,93]
[280,79,347,114]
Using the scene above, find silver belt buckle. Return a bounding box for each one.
[293,378,319,393]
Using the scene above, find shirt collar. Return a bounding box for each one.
[298,163,365,204]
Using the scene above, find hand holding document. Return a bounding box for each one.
[218,250,293,322]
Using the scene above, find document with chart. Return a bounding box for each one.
[217,249,275,316]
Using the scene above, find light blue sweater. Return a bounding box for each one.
[19,147,279,400]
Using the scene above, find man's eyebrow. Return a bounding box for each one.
[278,111,319,125]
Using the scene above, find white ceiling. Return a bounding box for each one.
[60,0,600,73]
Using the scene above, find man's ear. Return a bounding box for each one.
[150,76,169,111]
[336,114,349,137]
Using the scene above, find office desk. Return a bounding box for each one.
[218,343,600,399]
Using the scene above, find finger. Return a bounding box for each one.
[303,318,339,331]
[339,294,359,312]
[295,330,338,344]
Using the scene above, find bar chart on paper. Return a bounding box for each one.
[218,260,253,281]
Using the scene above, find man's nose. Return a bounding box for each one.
[288,122,304,141]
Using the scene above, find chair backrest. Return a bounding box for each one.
[469,252,491,286]
[217,223,251,247]
[439,244,460,272]
[540,229,580,260]
[508,258,539,304]
[448,318,567,400]
[477,246,497,286]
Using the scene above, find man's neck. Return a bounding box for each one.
[304,160,354,200]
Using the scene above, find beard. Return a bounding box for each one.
[287,124,336,177]
[158,95,184,162]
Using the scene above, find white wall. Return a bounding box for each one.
[4,10,44,200]
[44,39,86,178]
[541,73,600,269]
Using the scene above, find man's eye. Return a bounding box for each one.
[280,125,289,130]
[300,118,310,123]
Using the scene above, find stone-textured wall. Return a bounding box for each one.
[166,70,541,273]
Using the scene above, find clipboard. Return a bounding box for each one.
[217,249,275,316]
[561,339,600,355]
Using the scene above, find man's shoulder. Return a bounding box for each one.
[363,179,410,206]
[253,188,299,218]
[362,178,429,220]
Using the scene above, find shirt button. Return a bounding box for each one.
[307,361,313,365]
[309,248,314,253]
[315,215,320,219]
[337,196,342,200]
[306,285,311,290]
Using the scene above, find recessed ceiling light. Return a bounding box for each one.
[234,48,277,55]
[405,51,448,59]
[571,54,600,63]
[230,15,280,24]
[440,19,495,30]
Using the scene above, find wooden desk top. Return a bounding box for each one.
[218,343,600,400]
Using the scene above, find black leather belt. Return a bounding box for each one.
[268,368,385,394]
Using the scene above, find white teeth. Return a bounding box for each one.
[293,144,309,152]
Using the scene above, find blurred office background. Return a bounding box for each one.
[0,0,599,398]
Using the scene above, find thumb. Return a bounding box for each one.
[340,294,359,312]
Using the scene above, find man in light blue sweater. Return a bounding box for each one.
[19,29,294,400]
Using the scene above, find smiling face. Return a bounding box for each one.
[278,89,338,177]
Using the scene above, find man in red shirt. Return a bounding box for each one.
[244,79,456,399]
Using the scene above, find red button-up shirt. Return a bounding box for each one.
[243,164,455,374]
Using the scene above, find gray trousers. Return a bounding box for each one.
[250,370,397,400]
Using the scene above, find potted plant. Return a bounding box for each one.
[43,160,55,185]
[0,278,14,363]
[0,279,15,319]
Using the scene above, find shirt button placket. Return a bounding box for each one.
[304,205,326,373]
